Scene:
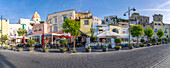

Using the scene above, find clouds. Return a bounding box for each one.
[139,0,170,24]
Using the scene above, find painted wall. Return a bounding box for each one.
[109,25,121,34]
[80,18,93,36]
[0,20,9,38]
[32,23,49,35]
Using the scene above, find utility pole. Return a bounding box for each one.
[123,7,136,45]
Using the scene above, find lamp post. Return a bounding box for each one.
[123,7,136,45]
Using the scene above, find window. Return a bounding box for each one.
[123,31,125,33]
[112,28,119,33]
[158,23,161,25]
[84,20,89,25]
[63,16,67,22]
[39,28,42,31]
[155,23,157,25]
[164,29,167,33]
[34,28,37,32]
[53,26,58,32]
[140,18,142,21]
[54,18,57,24]
[145,19,147,22]
[154,29,157,33]
[36,19,38,21]
[50,27,52,32]
[158,18,161,21]
[134,17,137,21]
[106,19,108,21]
[49,21,52,24]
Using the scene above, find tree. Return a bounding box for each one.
[144,27,154,41]
[17,29,26,36]
[60,39,68,47]
[130,25,144,46]
[62,18,80,52]
[114,38,122,46]
[157,30,164,39]
[90,28,96,42]
[1,35,8,43]
[27,39,35,46]
[39,21,45,24]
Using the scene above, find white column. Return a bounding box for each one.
[51,35,53,45]
[40,35,41,45]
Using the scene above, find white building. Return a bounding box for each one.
[104,16,117,25]
[46,10,75,32]
[93,17,102,25]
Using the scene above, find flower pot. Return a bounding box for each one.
[28,48,34,52]
[140,45,144,47]
[43,49,49,53]
[60,49,67,53]
[129,46,133,49]
[147,44,151,46]
[102,48,108,52]
[85,49,91,52]
[18,49,23,52]
[115,47,121,50]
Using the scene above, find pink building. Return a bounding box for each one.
[32,23,49,35]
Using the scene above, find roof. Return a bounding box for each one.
[48,9,75,16]
[32,11,40,19]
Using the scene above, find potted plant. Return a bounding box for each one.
[27,39,35,52]
[114,38,122,50]
[158,39,162,44]
[4,46,8,50]
[43,47,49,53]
[140,43,144,47]
[28,47,34,52]
[115,46,121,50]
[11,46,14,50]
[152,38,156,45]
[102,46,108,52]
[162,40,165,44]
[85,47,91,52]
[140,39,145,43]
[59,39,68,53]
[18,47,23,52]
[129,43,134,49]
[165,38,168,44]
[147,43,151,46]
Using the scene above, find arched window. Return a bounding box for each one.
[112,28,119,33]
[154,29,157,33]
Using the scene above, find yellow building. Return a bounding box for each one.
[109,25,121,34]
[75,11,93,36]
[0,20,9,38]
[151,14,170,38]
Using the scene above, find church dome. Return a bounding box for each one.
[32,11,40,18]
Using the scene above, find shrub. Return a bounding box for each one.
[147,43,151,46]
[103,46,108,49]
[115,46,121,48]
[140,39,145,43]
[60,39,68,45]
[27,39,35,45]
[114,38,122,44]
[73,51,77,53]
[28,47,34,49]
[60,47,68,49]
[163,41,165,43]
[158,39,162,42]
[43,47,49,49]
[152,38,156,43]
[140,43,144,45]
[85,47,91,49]
[4,46,8,49]
[164,38,168,41]
[129,43,133,46]
[18,47,22,49]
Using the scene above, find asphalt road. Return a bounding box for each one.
[0,43,170,68]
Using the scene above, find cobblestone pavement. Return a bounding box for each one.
[0,43,170,68]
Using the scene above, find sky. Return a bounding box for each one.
[0,0,170,24]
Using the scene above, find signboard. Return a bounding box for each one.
[111,38,115,48]
[86,37,90,44]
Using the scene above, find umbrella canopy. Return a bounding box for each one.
[42,34,45,47]
[55,35,72,38]
[119,34,129,38]
[23,36,25,45]
[97,30,119,38]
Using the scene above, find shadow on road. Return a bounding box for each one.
[0,52,16,68]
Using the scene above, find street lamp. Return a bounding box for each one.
[123,7,136,45]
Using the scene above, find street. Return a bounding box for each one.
[0,44,170,68]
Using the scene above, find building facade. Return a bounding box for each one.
[32,23,49,35]
[151,14,170,38]
[104,16,117,25]
[75,11,93,36]
[0,20,9,38]
[47,10,75,33]
[93,17,102,25]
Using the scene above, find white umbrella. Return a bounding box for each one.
[97,30,119,38]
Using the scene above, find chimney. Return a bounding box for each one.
[85,10,88,13]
